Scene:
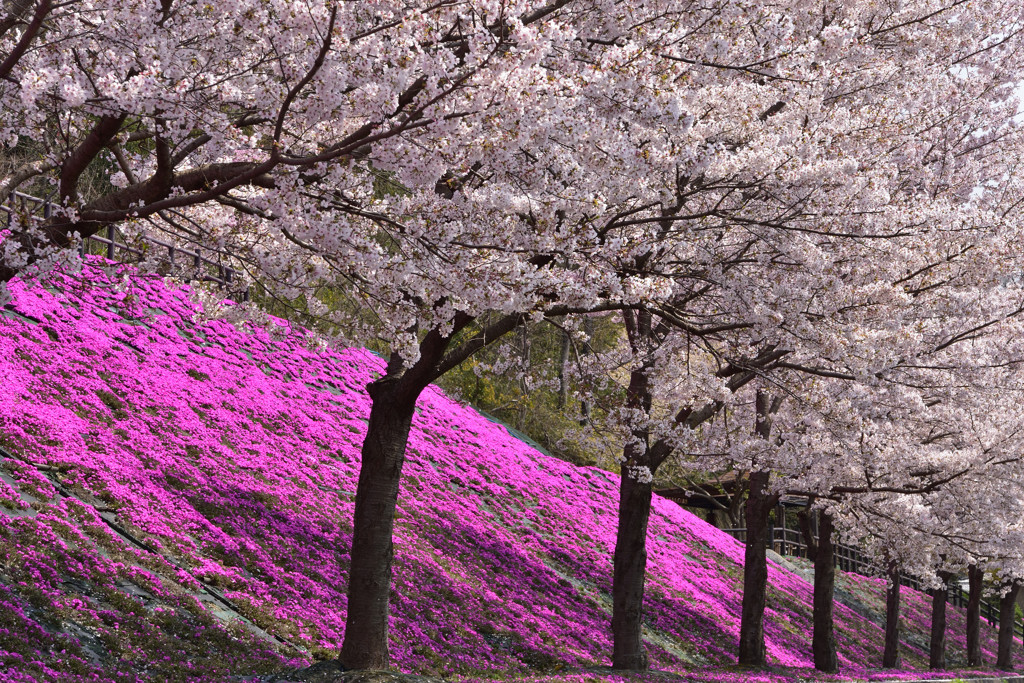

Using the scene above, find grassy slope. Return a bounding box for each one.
[0,262,1020,683]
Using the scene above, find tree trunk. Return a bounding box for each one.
[557,327,570,409]
[967,564,983,667]
[610,312,658,671]
[797,497,818,562]
[997,581,1020,669]
[727,481,745,528]
[929,572,951,670]
[579,316,595,425]
[883,559,901,668]
[338,377,419,670]
[336,316,524,670]
[516,324,530,430]
[611,468,654,669]
[738,469,778,666]
[738,390,780,668]
[812,509,838,673]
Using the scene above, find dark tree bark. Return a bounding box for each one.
[339,313,528,669]
[967,564,983,667]
[611,468,654,669]
[812,509,838,673]
[883,559,902,668]
[997,581,1020,669]
[557,327,570,409]
[727,478,747,528]
[0,0,51,82]
[929,571,952,670]
[611,309,657,670]
[516,323,530,430]
[338,374,420,669]
[738,468,779,666]
[738,389,781,667]
[608,323,787,670]
[797,497,818,562]
[579,316,595,425]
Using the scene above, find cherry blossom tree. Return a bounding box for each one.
[0,0,672,666]
[769,311,1024,670]
[8,0,1024,674]
[539,0,1024,665]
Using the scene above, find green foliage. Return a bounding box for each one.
[94,389,125,412]
[367,165,410,199]
[242,275,627,472]
[1,120,122,203]
[245,282,392,356]
[438,315,624,469]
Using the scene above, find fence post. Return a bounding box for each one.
[106,225,115,259]
[778,504,786,555]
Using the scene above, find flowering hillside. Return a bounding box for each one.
[0,262,1019,682]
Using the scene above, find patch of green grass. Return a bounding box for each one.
[94,389,125,412]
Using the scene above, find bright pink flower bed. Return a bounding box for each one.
[0,262,1020,681]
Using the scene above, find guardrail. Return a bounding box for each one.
[2,191,248,301]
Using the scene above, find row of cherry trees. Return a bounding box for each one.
[4,0,1024,673]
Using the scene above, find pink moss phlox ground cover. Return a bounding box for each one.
[0,261,1021,681]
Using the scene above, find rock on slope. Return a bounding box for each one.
[0,262,1018,682]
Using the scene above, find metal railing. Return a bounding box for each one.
[2,190,248,301]
[722,526,1021,637]
[723,527,906,582]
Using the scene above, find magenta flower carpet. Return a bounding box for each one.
[0,262,1019,682]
